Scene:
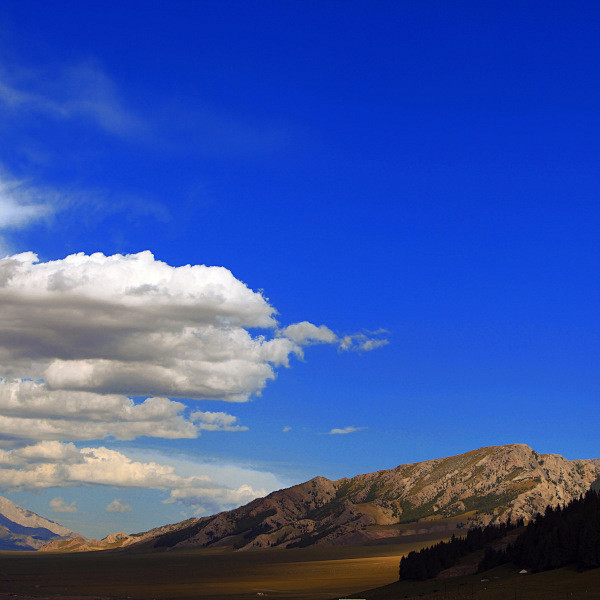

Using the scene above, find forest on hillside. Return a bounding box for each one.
[399,489,600,581]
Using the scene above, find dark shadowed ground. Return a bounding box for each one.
[1,533,598,600]
[344,564,600,600]
[0,535,441,600]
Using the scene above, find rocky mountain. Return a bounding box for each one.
[0,495,79,550]
[39,522,196,552]
[40,443,600,553]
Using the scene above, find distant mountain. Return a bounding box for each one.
[40,525,191,552]
[41,443,600,553]
[0,495,79,550]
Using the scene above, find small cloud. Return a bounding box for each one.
[338,332,390,353]
[49,497,78,513]
[327,426,366,435]
[282,426,291,433]
[279,322,337,345]
[356,338,389,352]
[191,411,248,432]
[164,484,265,512]
[105,499,132,513]
[279,322,389,354]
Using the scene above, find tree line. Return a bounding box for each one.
[399,519,522,580]
[399,488,600,581]
[479,488,600,572]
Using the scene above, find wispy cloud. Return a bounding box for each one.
[0,173,54,230]
[327,426,366,435]
[0,172,58,255]
[0,59,294,157]
[0,62,145,140]
[338,331,390,352]
[0,167,171,255]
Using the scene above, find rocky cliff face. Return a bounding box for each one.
[40,443,600,553]
[0,495,79,550]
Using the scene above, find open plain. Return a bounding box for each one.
[1,546,599,600]
[0,533,448,600]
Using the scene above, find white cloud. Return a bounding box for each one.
[191,411,248,432]
[357,338,390,351]
[282,426,291,432]
[0,379,198,442]
[49,496,78,513]
[279,321,337,345]
[0,251,300,401]
[0,443,197,490]
[0,174,53,232]
[0,441,83,466]
[67,447,207,489]
[327,426,366,435]
[0,443,268,514]
[106,499,132,513]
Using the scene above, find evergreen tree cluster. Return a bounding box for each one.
[479,489,600,573]
[398,519,521,581]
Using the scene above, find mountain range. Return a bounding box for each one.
[39,443,600,553]
[0,495,78,550]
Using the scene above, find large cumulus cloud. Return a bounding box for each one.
[0,251,295,401]
[0,251,386,402]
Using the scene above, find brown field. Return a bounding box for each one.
[0,530,448,600]
[1,530,597,600]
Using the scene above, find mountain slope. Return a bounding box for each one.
[0,496,79,550]
[42,443,600,553]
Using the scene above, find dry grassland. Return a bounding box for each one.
[0,531,448,600]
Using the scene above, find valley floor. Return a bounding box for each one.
[0,538,435,600]
[1,539,598,600]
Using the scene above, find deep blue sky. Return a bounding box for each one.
[0,1,599,536]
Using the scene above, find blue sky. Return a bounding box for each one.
[0,1,599,538]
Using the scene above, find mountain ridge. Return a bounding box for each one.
[40,443,600,553]
[0,495,79,550]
